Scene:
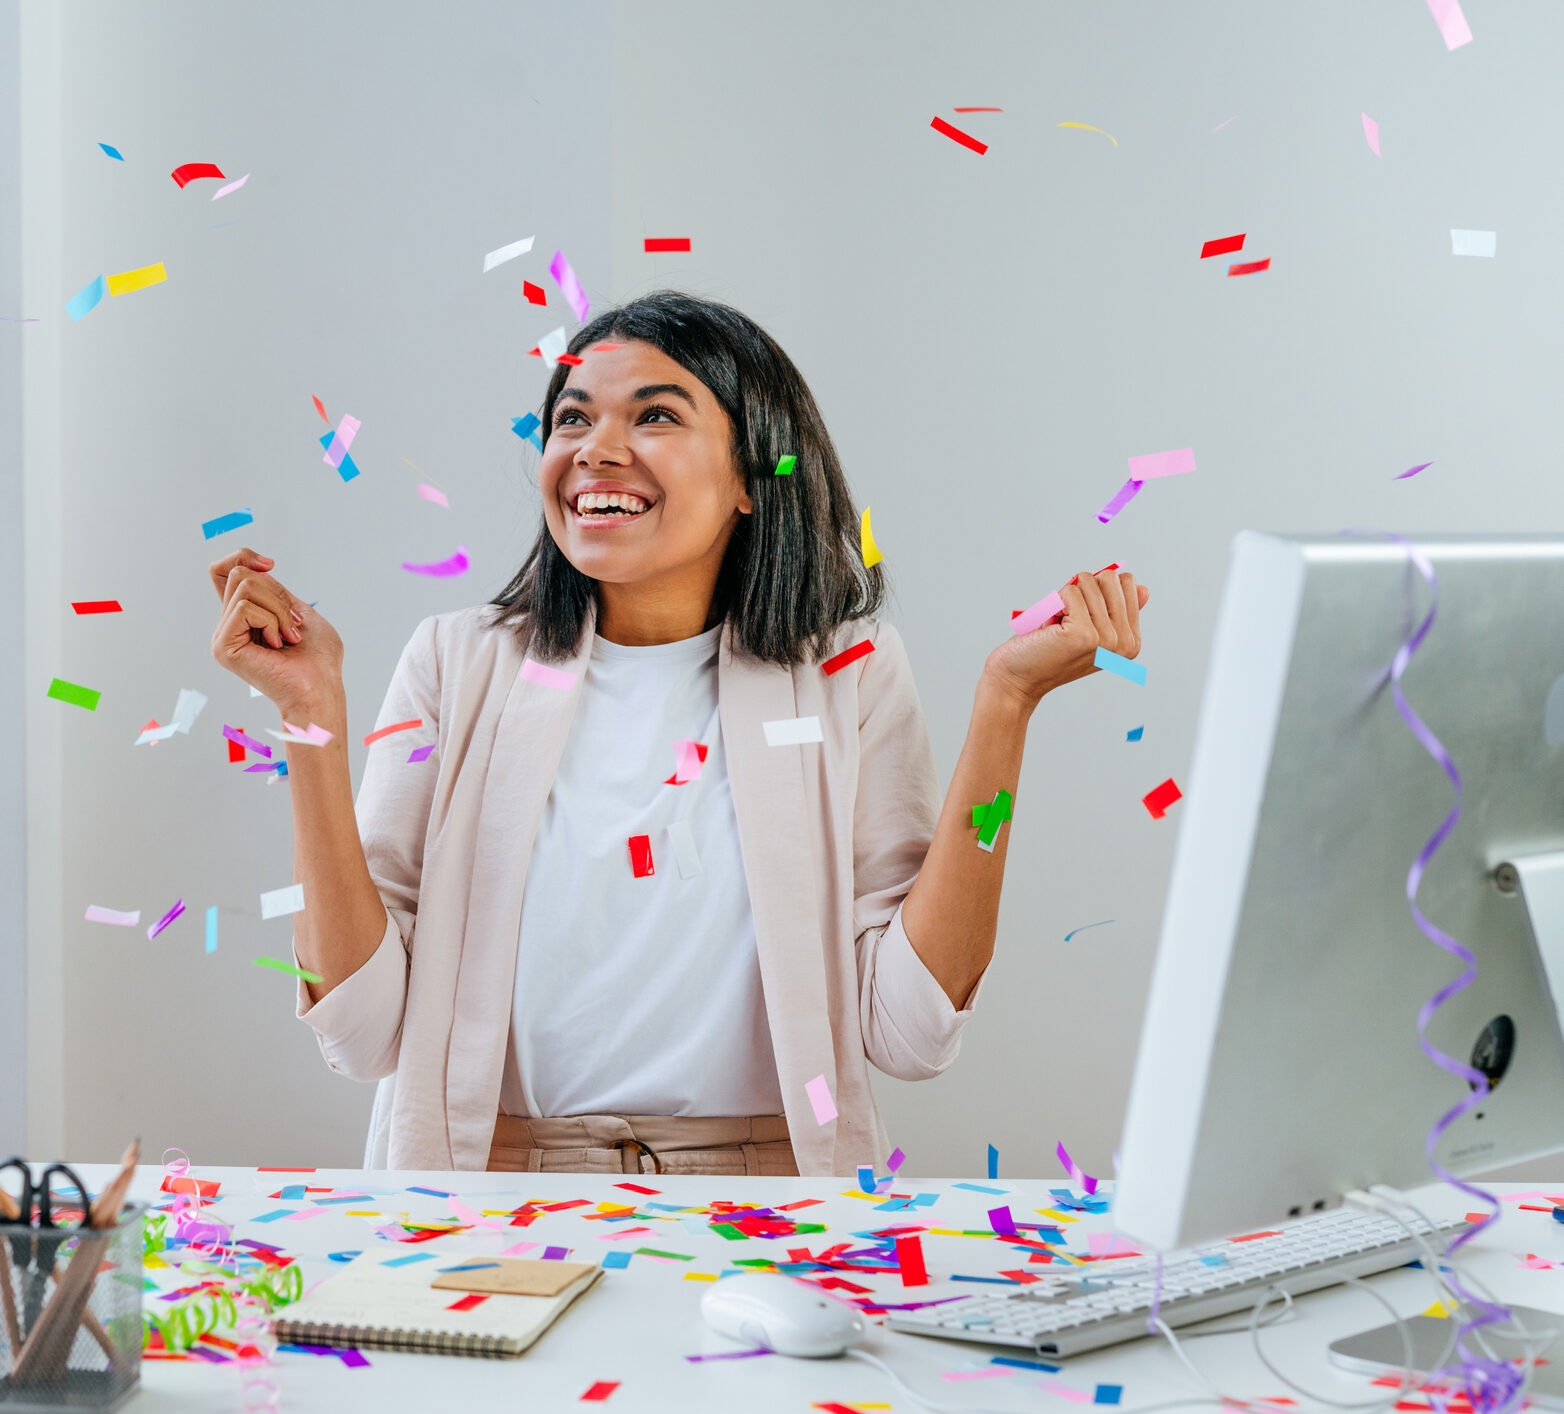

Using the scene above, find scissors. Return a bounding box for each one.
[0,1158,92,1342]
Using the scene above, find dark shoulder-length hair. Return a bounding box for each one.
[487,290,885,665]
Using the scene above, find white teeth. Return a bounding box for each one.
[574,491,649,514]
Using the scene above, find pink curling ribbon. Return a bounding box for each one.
[1055,1140,1099,1195]
[161,1148,235,1261]
[1369,531,1519,1414]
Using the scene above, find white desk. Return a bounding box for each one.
[72,1167,1563,1413]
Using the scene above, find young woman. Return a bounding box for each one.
[207,291,1149,1178]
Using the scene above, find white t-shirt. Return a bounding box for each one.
[499,622,785,1118]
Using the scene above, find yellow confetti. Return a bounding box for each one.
[344,1211,384,1218]
[1037,1208,1080,1222]
[143,1253,169,1270]
[1057,121,1118,148]
[860,506,884,568]
[682,1271,719,1281]
[1421,1298,1460,1318]
[840,1190,881,1201]
[106,261,168,296]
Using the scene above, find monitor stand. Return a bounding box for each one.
[1496,850,1564,1047]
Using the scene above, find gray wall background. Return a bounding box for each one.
[17,0,1563,1180]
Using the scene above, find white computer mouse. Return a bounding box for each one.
[700,1272,866,1357]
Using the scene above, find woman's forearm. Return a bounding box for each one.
[280,689,390,1004]
[899,675,1034,1010]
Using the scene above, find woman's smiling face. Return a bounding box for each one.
[539,340,752,593]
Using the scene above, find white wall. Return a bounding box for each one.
[608,0,1564,1182]
[22,0,609,1165]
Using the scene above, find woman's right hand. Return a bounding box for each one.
[208,547,345,718]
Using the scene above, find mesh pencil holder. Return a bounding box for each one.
[0,1204,143,1412]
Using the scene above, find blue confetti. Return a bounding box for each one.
[1126,725,1144,742]
[98,143,124,161]
[65,274,106,322]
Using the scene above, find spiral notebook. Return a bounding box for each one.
[271,1253,604,1358]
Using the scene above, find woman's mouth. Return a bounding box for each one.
[569,491,654,528]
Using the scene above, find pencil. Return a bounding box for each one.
[89,1138,139,1230]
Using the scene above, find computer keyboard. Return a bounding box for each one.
[887,1206,1468,1357]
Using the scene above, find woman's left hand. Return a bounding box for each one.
[982,567,1151,711]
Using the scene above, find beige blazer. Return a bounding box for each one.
[293,601,987,1175]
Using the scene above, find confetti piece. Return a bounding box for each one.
[224,725,272,759]
[1126,726,1143,742]
[364,719,421,746]
[1362,113,1381,156]
[1200,233,1245,259]
[148,900,186,940]
[1142,777,1183,819]
[1426,0,1473,50]
[323,414,360,470]
[253,956,323,984]
[482,235,534,273]
[202,508,254,540]
[1095,479,1143,524]
[549,250,591,322]
[665,738,707,785]
[415,482,449,509]
[1227,258,1271,276]
[85,905,139,926]
[408,743,435,764]
[954,106,1004,113]
[774,454,796,476]
[581,1381,620,1401]
[1058,121,1117,147]
[446,1293,488,1312]
[557,353,585,366]
[106,262,167,296]
[1063,920,1114,943]
[266,721,334,746]
[1012,591,1065,636]
[543,1246,570,1261]
[821,639,875,675]
[260,883,306,919]
[401,545,469,577]
[523,280,546,305]
[1128,448,1195,480]
[975,788,1013,853]
[667,820,703,879]
[531,326,569,369]
[592,343,623,351]
[46,677,100,711]
[1056,1141,1100,1194]
[805,1074,838,1125]
[860,506,884,567]
[64,275,106,322]
[858,1166,877,1194]
[930,115,988,155]
[644,238,691,253]
[512,412,543,450]
[895,1234,928,1286]
[71,599,122,614]
[762,715,824,747]
[211,173,249,201]
[1094,646,1146,685]
[521,657,577,692]
[206,905,218,954]
[98,142,123,160]
[988,1206,1018,1237]
[1451,229,1496,258]
[601,1250,632,1270]
[171,162,224,188]
[316,430,359,481]
[629,834,655,878]
[1096,1385,1123,1404]
[988,1145,999,1180]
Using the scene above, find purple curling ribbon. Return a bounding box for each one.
[1369,531,1522,1414]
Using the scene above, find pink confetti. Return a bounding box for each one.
[417,482,449,508]
[401,545,469,577]
[1011,590,1066,636]
[499,1240,540,1257]
[323,415,360,470]
[1396,461,1433,480]
[520,657,577,692]
[1126,447,1195,480]
[668,738,705,784]
[211,173,250,202]
[85,905,140,926]
[1426,0,1473,50]
[1096,478,1144,524]
[1362,112,1381,157]
[805,1074,837,1125]
[549,250,591,323]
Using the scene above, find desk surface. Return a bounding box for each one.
[72,1166,1563,1413]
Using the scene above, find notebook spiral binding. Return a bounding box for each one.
[273,1318,512,1358]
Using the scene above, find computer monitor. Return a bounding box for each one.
[1113,532,1564,1253]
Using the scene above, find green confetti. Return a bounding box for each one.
[252,956,323,984]
[47,677,101,711]
[634,1247,695,1261]
[710,1223,748,1241]
[976,789,1013,851]
[774,454,796,476]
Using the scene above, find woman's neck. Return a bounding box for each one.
[595,581,723,647]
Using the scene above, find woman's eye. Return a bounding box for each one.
[555,409,584,426]
[641,405,679,424]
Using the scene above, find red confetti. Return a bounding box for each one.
[446,1293,488,1312]
[895,1234,928,1286]
[592,343,623,351]
[228,727,246,763]
[311,395,328,422]
[629,835,655,878]
[1142,778,1183,819]
[643,238,691,253]
[821,639,875,676]
[557,353,585,366]
[953,106,1004,113]
[1227,1229,1284,1243]
[160,1175,220,1198]
[929,115,988,155]
[170,162,225,189]
[1200,233,1246,259]
[998,1269,1043,1283]
[71,600,122,614]
[523,281,547,306]
[580,1383,620,1403]
[1227,258,1271,277]
[256,1167,316,1172]
[364,718,422,747]
[614,1183,660,1196]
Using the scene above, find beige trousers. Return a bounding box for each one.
[487,1113,798,1177]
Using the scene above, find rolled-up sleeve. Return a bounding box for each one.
[852,620,988,1080]
[293,614,442,1081]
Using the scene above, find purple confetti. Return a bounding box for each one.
[147,899,186,940]
[1396,461,1434,480]
[548,249,591,322]
[1096,478,1144,524]
[684,1348,774,1362]
[408,743,435,764]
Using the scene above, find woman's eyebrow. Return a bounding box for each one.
[633,382,698,409]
